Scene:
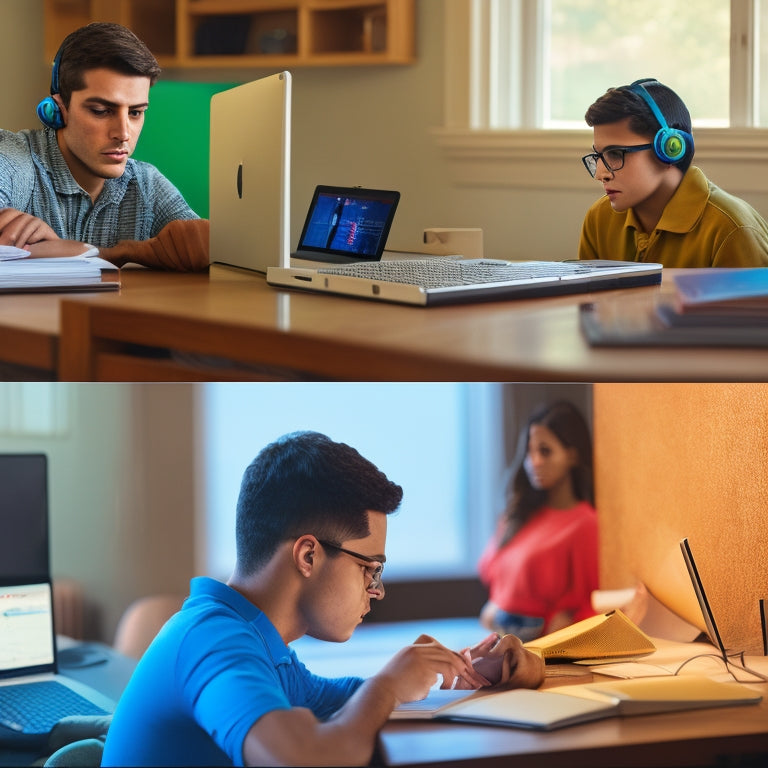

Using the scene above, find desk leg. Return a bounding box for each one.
[59,300,97,381]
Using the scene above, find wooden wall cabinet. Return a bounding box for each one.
[44,0,416,68]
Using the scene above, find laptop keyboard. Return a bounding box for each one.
[316,259,595,289]
[0,680,109,735]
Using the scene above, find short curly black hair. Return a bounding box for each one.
[235,431,403,575]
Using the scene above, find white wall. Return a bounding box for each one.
[0,384,197,642]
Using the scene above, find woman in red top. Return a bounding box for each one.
[478,400,598,641]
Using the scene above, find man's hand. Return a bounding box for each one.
[99,219,209,272]
[0,208,60,249]
[372,634,489,707]
[455,632,545,690]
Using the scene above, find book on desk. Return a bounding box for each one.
[581,268,768,347]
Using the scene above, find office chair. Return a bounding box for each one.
[112,593,184,659]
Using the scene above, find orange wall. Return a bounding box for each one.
[594,383,768,655]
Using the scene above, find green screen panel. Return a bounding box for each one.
[134,81,236,218]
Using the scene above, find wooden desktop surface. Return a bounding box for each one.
[3,267,767,381]
[378,694,768,768]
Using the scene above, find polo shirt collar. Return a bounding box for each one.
[622,166,708,235]
[189,576,293,666]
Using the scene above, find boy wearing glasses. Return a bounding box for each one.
[102,431,544,767]
[579,78,768,267]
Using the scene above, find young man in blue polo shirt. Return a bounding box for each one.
[101,431,544,767]
[579,78,768,267]
[0,23,207,270]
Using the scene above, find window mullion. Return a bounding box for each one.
[730,0,757,127]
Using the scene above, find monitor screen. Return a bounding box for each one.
[0,454,49,580]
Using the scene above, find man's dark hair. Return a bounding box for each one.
[234,431,403,575]
[585,80,694,172]
[55,22,161,106]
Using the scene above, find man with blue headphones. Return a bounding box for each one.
[0,23,208,271]
[579,79,768,267]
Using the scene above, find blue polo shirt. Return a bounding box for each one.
[101,578,363,767]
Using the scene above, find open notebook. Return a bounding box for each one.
[391,675,761,730]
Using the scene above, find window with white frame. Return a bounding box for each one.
[200,382,505,582]
[463,0,764,130]
[439,0,768,192]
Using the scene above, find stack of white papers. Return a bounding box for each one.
[0,254,117,292]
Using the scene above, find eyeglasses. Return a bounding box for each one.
[317,539,385,591]
[581,144,654,177]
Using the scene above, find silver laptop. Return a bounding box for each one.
[266,258,663,307]
[209,72,292,273]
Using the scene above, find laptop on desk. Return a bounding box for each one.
[292,185,400,266]
[0,455,115,748]
[266,258,663,307]
[0,580,116,747]
[209,72,292,274]
[208,72,404,275]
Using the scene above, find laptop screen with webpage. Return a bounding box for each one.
[294,186,400,261]
[0,581,57,678]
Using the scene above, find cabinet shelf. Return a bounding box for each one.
[44,0,415,68]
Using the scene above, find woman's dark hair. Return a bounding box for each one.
[584,80,694,173]
[235,431,403,575]
[55,22,161,107]
[498,400,593,547]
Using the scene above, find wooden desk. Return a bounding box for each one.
[56,268,768,381]
[3,268,767,381]
[298,619,768,768]
[0,271,204,380]
[378,694,768,767]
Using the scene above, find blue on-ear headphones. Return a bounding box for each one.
[36,45,65,130]
[628,78,693,164]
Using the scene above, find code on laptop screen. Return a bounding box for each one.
[300,191,399,257]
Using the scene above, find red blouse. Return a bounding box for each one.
[478,501,599,627]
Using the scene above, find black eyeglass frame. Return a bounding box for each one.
[582,143,654,177]
[316,539,385,590]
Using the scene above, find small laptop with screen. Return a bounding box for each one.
[292,185,400,265]
[266,257,663,307]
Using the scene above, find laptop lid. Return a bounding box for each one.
[293,186,400,264]
[209,72,291,273]
[680,537,727,656]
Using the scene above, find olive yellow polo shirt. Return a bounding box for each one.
[578,166,768,267]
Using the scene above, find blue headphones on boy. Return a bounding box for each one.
[36,45,65,130]
[628,78,693,165]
